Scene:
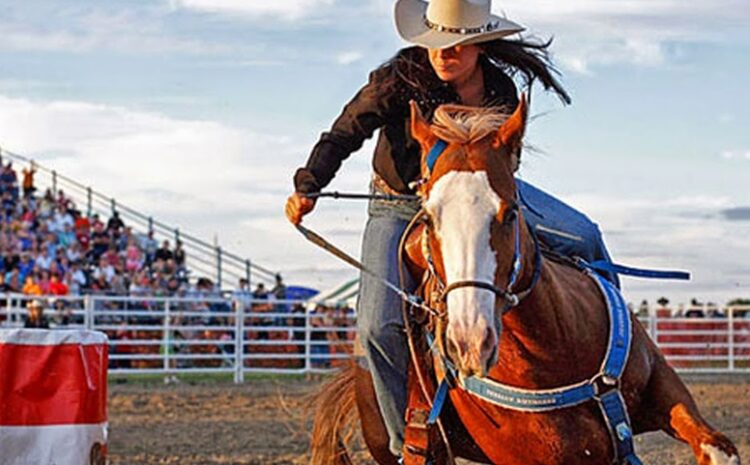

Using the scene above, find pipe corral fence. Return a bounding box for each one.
[3,294,750,381]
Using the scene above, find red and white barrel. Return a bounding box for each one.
[0,329,108,465]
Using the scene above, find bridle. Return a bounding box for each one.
[417,194,543,320]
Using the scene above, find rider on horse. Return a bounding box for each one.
[286,0,619,459]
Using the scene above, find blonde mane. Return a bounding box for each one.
[431,104,510,144]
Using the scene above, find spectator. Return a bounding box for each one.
[155,240,173,262]
[252,283,267,300]
[51,298,72,326]
[68,262,87,294]
[49,274,69,296]
[139,230,158,265]
[271,274,288,324]
[22,274,42,295]
[92,256,116,284]
[22,165,36,198]
[35,247,53,270]
[124,236,142,273]
[107,211,124,235]
[24,299,50,329]
[90,222,109,259]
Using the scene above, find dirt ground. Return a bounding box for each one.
[108,375,749,465]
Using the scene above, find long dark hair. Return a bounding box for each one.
[380,37,571,105]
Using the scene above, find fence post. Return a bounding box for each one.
[304,310,312,373]
[234,298,245,384]
[174,228,180,245]
[6,294,13,325]
[163,299,171,374]
[84,295,93,330]
[87,187,93,218]
[728,307,735,372]
[245,260,252,290]
[148,217,154,235]
[52,170,57,196]
[111,198,117,217]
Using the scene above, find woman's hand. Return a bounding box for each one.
[285,192,316,225]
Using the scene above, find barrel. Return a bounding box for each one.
[0,329,108,465]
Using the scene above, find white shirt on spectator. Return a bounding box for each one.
[71,269,87,287]
[67,248,82,263]
[92,265,116,283]
[48,211,73,233]
[35,254,53,270]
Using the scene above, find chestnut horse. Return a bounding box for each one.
[310,98,740,465]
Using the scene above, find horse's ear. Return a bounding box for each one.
[493,94,528,150]
[410,100,436,152]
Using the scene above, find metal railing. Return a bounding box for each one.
[0,148,278,289]
[2,294,750,381]
[1,293,356,381]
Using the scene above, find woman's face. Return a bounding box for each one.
[428,45,482,83]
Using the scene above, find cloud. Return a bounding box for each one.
[170,0,335,20]
[336,51,364,65]
[0,7,230,55]
[491,0,749,73]
[0,93,371,287]
[721,150,750,160]
[557,192,750,303]
[722,207,750,221]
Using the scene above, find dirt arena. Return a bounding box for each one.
[108,374,749,465]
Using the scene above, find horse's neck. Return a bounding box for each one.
[492,234,610,386]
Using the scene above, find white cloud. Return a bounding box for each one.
[336,51,364,65]
[491,0,748,73]
[558,192,750,303]
[0,9,230,55]
[0,93,370,288]
[170,0,335,20]
[720,150,750,160]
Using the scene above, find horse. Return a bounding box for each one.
[310,97,741,465]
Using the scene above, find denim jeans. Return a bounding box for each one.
[356,178,617,455]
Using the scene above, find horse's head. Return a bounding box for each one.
[411,97,528,378]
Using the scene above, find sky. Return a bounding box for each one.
[0,0,747,304]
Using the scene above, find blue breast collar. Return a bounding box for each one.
[428,271,643,465]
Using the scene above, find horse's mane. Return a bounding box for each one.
[431,104,510,144]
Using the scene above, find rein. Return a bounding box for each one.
[305,191,420,202]
[293,222,437,316]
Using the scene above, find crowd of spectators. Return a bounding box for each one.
[0,158,191,300]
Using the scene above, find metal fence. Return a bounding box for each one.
[2,294,749,380]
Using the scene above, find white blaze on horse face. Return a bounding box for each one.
[425,170,501,374]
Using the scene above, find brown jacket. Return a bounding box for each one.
[294,55,518,194]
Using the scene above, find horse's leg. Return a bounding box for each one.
[638,357,740,465]
[354,364,401,465]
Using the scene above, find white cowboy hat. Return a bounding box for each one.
[395,0,524,49]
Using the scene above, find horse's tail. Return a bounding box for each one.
[310,363,358,465]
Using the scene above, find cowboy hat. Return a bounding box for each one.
[395,0,524,49]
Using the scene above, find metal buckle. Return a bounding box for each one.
[591,373,620,399]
